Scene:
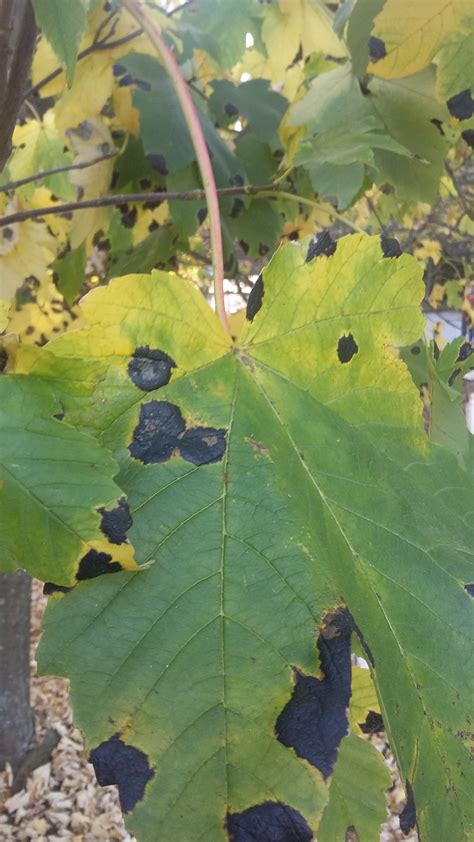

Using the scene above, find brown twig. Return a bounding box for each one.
[0,184,274,228]
[0,0,37,169]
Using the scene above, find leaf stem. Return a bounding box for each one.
[122,0,229,333]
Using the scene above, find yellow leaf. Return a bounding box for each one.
[0,198,56,301]
[0,300,11,332]
[132,203,170,244]
[112,85,140,136]
[415,238,442,265]
[349,666,381,732]
[369,0,472,79]
[65,119,115,247]
[6,277,82,344]
[429,282,446,309]
[261,0,345,84]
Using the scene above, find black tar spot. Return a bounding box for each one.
[197,207,208,224]
[399,780,417,835]
[381,235,402,258]
[457,341,473,362]
[179,426,227,465]
[447,89,474,121]
[129,400,185,464]
[305,230,336,262]
[337,333,359,364]
[99,498,133,545]
[410,345,421,355]
[461,129,474,148]
[128,346,176,392]
[43,582,72,595]
[275,608,352,779]
[227,801,312,842]
[246,273,264,321]
[464,583,474,597]
[89,734,154,813]
[76,549,122,581]
[230,197,244,218]
[360,710,384,734]
[225,102,239,117]
[147,153,168,175]
[368,35,386,62]
[448,367,461,387]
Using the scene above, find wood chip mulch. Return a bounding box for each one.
[0,579,418,841]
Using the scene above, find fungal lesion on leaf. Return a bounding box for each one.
[227,801,313,842]
[129,399,227,466]
[244,436,270,458]
[337,333,359,364]
[127,345,177,392]
[99,498,133,545]
[89,734,154,813]
[275,607,353,779]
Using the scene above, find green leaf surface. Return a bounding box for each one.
[9,236,474,841]
[181,0,262,69]
[346,0,386,77]
[32,0,87,85]
[435,16,474,101]
[317,734,391,842]
[52,244,86,304]
[209,80,287,141]
[0,377,137,585]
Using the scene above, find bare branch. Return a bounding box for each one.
[0,0,37,170]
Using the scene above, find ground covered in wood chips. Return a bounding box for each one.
[0,579,418,841]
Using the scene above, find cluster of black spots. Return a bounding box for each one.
[227,802,312,842]
[457,341,473,362]
[99,498,133,545]
[76,549,122,581]
[337,333,359,364]
[43,582,72,596]
[368,35,386,62]
[381,235,402,258]
[129,400,227,466]
[113,64,151,92]
[461,129,474,148]
[275,608,352,779]
[117,204,137,229]
[360,710,384,734]
[128,346,176,392]
[399,780,417,835]
[447,89,474,121]
[305,230,337,262]
[89,735,154,813]
[464,583,474,597]
[246,274,264,321]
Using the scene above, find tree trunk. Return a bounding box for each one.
[0,571,33,771]
[0,0,37,170]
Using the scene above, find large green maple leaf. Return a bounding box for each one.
[4,234,473,841]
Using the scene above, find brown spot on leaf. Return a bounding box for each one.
[227,801,312,841]
[244,436,270,457]
[89,734,154,813]
[360,710,384,734]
